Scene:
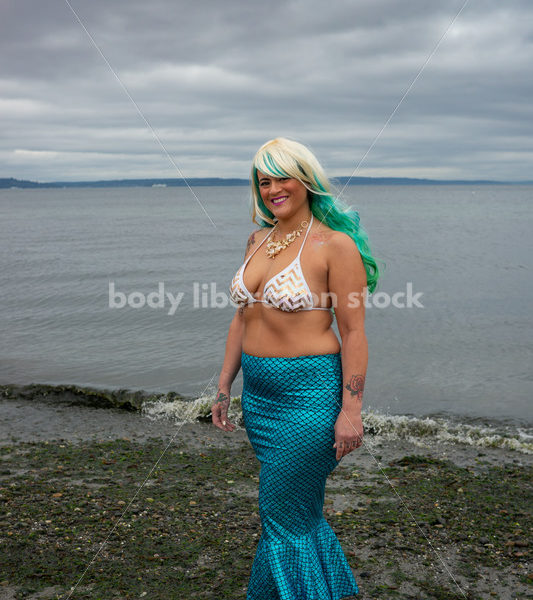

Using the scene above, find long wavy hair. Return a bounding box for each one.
[250,137,381,293]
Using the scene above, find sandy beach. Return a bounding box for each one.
[0,393,531,599]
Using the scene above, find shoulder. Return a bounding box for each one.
[307,221,338,251]
[329,230,360,252]
[247,226,272,245]
[308,221,356,248]
[326,230,365,272]
[244,226,273,259]
[316,227,360,257]
[307,222,359,258]
[326,231,367,298]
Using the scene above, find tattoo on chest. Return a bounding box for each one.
[345,374,365,398]
[309,232,330,246]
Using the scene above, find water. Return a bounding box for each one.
[1,185,532,434]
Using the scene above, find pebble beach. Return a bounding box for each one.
[0,385,531,600]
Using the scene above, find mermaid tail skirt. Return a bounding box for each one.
[241,351,359,600]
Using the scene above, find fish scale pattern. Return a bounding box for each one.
[240,351,359,600]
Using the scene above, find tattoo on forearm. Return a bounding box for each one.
[345,374,365,398]
[215,391,229,405]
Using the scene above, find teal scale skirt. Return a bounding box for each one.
[241,351,359,600]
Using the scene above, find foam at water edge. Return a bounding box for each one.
[141,395,532,454]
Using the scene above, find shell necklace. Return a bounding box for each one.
[266,219,309,259]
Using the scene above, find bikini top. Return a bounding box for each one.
[229,213,332,313]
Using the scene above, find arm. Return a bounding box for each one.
[327,232,368,459]
[212,308,244,431]
[218,308,244,391]
[211,229,260,431]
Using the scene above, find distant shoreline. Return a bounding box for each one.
[1,176,532,189]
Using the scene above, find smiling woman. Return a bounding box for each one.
[212,137,381,599]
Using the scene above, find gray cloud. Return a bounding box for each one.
[1,0,532,181]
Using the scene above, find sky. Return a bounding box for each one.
[1,0,532,182]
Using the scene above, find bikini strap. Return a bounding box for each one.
[297,213,314,258]
[244,225,276,264]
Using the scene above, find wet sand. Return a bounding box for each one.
[0,396,531,599]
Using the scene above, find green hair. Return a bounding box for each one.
[250,137,382,293]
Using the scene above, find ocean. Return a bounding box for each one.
[1,184,531,451]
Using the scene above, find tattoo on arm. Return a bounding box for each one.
[215,391,229,405]
[245,231,257,257]
[345,374,365,398]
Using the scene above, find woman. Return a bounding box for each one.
[211,137,380,600]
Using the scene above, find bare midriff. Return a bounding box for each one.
[241,304,341,357]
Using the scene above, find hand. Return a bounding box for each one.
[211,389,235,432]
[333,409,363,460]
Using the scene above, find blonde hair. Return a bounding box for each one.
[250,137,329,226]
[249,137,381,292]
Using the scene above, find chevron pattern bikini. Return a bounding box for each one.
[229,213,332,312]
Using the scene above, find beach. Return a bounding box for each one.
[0,388,531,600]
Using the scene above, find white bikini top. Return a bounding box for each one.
[229,214,332,313]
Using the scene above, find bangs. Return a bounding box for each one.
[253,149,298,179]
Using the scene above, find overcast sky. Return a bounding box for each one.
[1,0,532,182]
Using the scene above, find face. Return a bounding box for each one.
[256,170,309,215]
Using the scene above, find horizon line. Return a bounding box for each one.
[2,175,533,188]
